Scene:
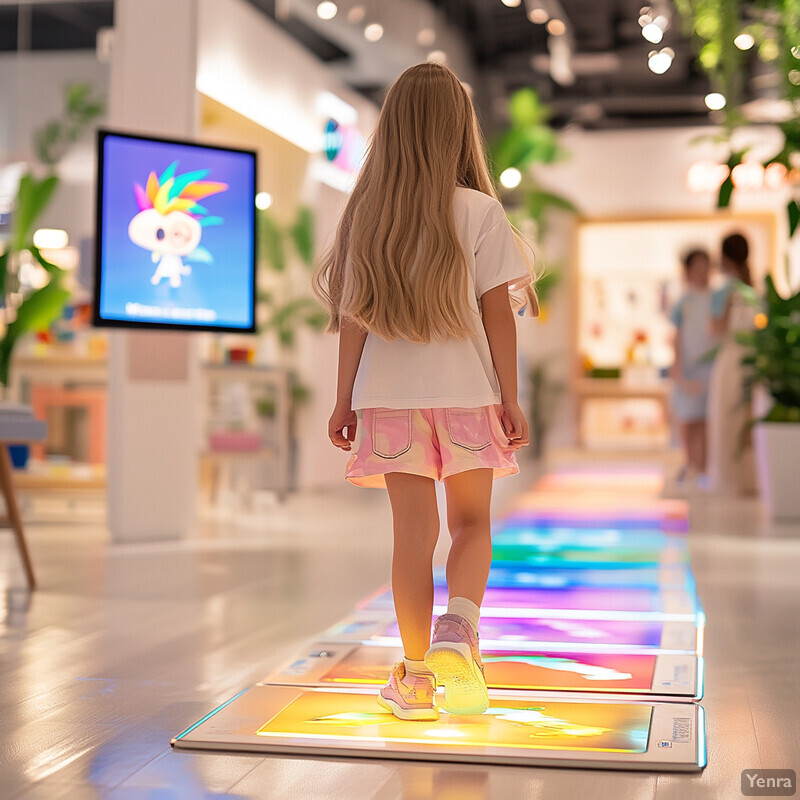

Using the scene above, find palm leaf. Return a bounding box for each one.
[12,174,59,252]
[290,207,314,266]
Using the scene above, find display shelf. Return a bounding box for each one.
[200,363,291,503]
[573,212,778,448]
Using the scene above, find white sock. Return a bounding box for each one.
[403,657,433,677]
[447,596,480,635]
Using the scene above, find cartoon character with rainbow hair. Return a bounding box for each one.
[128,162,228,288]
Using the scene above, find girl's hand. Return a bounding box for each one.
[328,403,357,450]
[501,401,530,451]
[683,378,704,395]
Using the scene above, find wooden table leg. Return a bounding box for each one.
[0,446,36,589]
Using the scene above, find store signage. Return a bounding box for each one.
[324,119,366,173]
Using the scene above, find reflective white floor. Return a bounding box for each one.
[1,454,799,799]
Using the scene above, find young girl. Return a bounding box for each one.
[669,248,717,486]
[313,63,536,721]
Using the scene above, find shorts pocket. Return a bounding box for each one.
[372,409,412,459]
[446,407,492,452]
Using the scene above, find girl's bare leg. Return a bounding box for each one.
[384,472,440,661]
[686,421,706,474]
[443,468,493,606]
[695,420,707,473]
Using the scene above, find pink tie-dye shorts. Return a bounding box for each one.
[345,405,519,488]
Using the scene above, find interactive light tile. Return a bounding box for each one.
[469,564,695,591]
[173,685,706,771]
[265,641,702,701]
[322,612,702,653]
[487,545,689,569]
[534,470,665,494]
[358,583,699,618]
[512,493,688,515]
[174,465,706,772]
[490,527,688,550]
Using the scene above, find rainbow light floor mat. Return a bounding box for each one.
[173,467,707,771]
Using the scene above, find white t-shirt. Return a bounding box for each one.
[351,187,530,410]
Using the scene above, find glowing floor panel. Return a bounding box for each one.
[264,641,702,700]
[174,466,706,770]
[491,527,687,549]
[322,612,703,653]
[359,583,699,618]
[468,564,695,590]
[172,685,706,771]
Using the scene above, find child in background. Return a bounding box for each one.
[706,232,757,494]
[669,248,717,486]
[313,63,537,720]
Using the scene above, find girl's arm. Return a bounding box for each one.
[328,319,367,450]
[481,285,530,450]
[711,295,732,337]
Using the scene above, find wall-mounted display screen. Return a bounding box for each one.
[94,130,256,333]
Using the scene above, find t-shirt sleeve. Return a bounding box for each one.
[711,283,732,318]
[669,298,683,328]
[474,204,531,298]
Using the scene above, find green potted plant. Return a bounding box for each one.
[489,88,578,242]
[0,83,103,469]
[528,359,565,460]
[256,205,327,488]
[738,275,800,518]
[0,83,104,393]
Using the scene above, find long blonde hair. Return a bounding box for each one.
[313,62,537,343]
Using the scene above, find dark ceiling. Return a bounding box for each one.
[428,0,717,129]
[0,2,113,51]
[0,0,749,130]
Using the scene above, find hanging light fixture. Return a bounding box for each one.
[316,1,337,21]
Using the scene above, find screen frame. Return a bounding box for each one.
[93,128,258,334]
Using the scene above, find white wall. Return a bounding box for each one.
[197,0,378,155]
[0,51,109,247]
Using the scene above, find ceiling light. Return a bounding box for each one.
[500,167,522,188]
[731,161,764,190]
[704,91,726,110]
[764,162,788,188]
[427,50,447,64]
[255,192,273,210]
[501,0,522,6]
[529,8,548,23]
[548,33,575,85]
[546,18,566,36]
[33,228,69,249]
[347,5,365,23]
[734,32,755,50]
[316,1,337,21]
[641,22,663,43]
[364,23,383,42]
[416,27,436,47]
[686,161,729,193]
[647,47,673,74]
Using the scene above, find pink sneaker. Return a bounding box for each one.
[424,614,489,715]
[377,662,438,721]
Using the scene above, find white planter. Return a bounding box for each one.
[753,421,800,520]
